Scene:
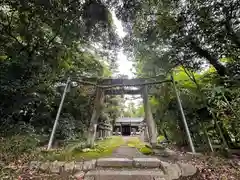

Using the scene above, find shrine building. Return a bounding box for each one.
[113,117,145,136]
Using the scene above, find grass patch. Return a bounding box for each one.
[40,136,125,161]
[126,137,153,155]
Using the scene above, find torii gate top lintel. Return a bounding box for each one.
[99,78,146,95]
[98,78,147,86]
[78,77,171,95]
[99,78,171,95]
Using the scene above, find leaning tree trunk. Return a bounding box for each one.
[189,40,227,76]
[87,88,104,148]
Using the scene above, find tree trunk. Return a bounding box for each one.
[189,40,227,76]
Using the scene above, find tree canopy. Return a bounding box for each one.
[1,0,240,164]
[0,0,121,139]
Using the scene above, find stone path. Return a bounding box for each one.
[29,136,197,179]
[106,136,148,158]
[108,145,148,158]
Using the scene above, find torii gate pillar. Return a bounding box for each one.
[142,85,157,146]
[87,88,104,147]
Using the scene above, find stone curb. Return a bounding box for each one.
[133,158,161,168]
[29,160,96,173]
[160,161,181,180]
[176,162,197,177]
[84,169,166,180]
[97,158,133,167]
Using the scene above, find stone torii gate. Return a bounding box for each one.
[47,76,196,153]
[87,78,168,148]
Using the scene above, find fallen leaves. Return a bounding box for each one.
[176,152,240,180]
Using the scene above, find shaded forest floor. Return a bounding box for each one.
[155,145,240,180]
[174,152,240,180]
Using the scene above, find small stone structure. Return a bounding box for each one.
[29,158,197,180]
[96,122,112,139]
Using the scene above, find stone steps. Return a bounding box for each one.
[96,158,161,168]
[84,168,167,180]
[29,157,197,180]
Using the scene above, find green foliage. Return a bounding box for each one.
[132,59,240,149]
[124,0,240,76]
[105,96,123,124]
[0,1,123,158]
[1,0,240,164]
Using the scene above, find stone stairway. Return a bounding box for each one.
[84,158,167,180]
[30,157,197,180]
[85,169,165,180]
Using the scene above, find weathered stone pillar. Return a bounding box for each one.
[99,129,102,139]
[140,127,145,141]
[109,125,113,136]
[107,130,111,137]
[105,129,108,138]
[120,124,122,135]
[96,130,100,139]
[144,126,150,142]
[103,129,105,138]
[142,85,157,146]
[87,88,105,147]
[115,128,119,135]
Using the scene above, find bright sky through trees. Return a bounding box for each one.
[111,10,134,78]
[111,10,142,108]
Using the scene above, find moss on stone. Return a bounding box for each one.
[41,136,125,161]
[139,146,153,155]
[126,137,153,155]
[157,135,165,143]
